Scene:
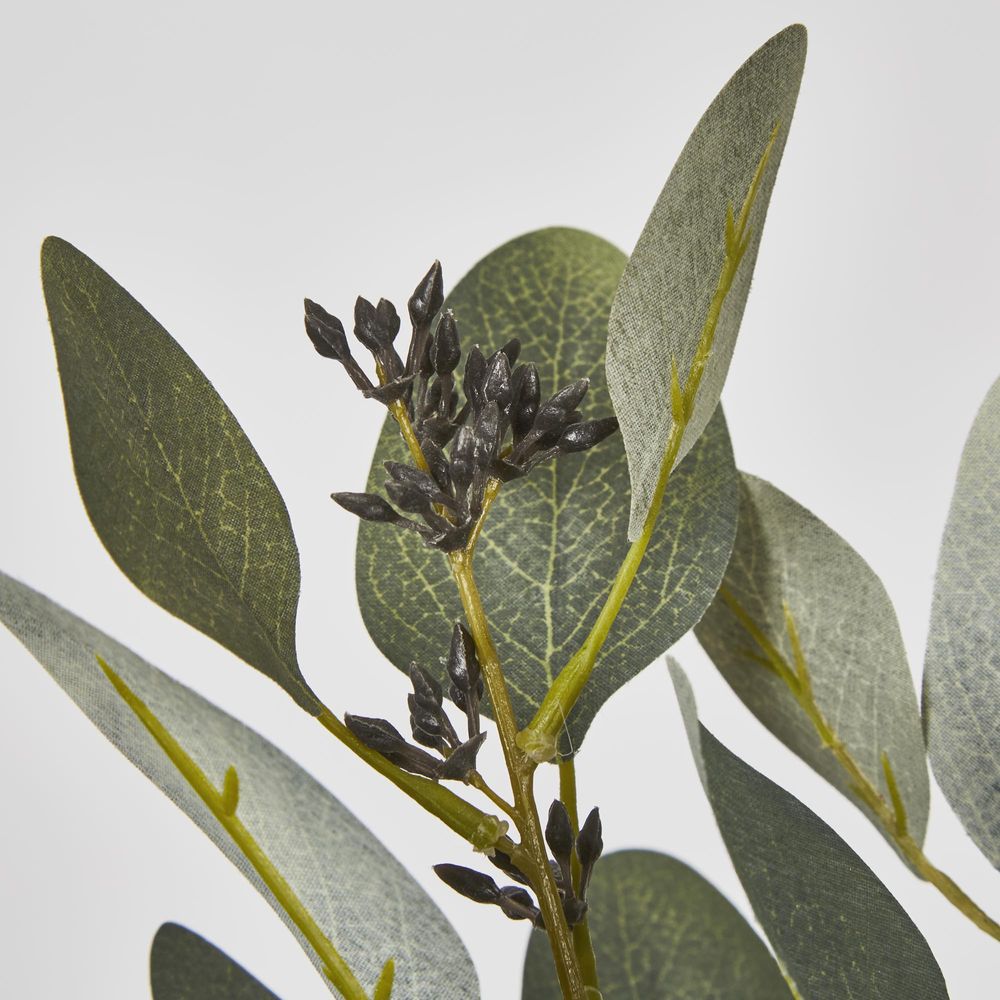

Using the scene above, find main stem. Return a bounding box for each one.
[387,395,586,997]
[451,552,587,999]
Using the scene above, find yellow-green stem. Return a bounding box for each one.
[720,591,1000,942]
[385,391,586,997]
[559,759,602,997]
[451,552,587,999]
[97,657,373,999]
[518,123,781,763]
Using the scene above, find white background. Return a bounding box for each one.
[2,2,999,997]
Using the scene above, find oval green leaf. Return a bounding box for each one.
[924,376,1000,868]
[40,237,318,712]
[355,228,738,751]
[607,24,807,538]
[694,473,930,846]
[151,924,281,1000]
[0,570,478,999]
[670,662,948,1000]
[522,849,791,999]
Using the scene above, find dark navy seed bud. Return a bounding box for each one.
[463,346,487,410]
[433,864,500,904]
[545,800,575,865]
[484,352,512,409]
[558,416,619,453]
[511,363,541,440]
[437,731,487,780]
[431,311,461,375]
[376,298,401,341]
[408,260,444,329]
[331,492,399,523]
[303,299,350,360]
[354,296,389,354]
[385,480,432,514]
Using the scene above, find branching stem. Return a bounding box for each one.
[386,394,588,998]
[720,589,1000,942]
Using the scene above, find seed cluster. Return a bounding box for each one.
[305,261,619,551]
[345,623,486,783]
[434,800,603,928]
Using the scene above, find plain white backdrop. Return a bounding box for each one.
[2,2,998,997]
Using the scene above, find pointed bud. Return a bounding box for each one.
[431,311,461,375]
[545,800,575,866]
[497,886,539,923]
[384,462,455,508]
[463,346,487,411]
[577,806,603,899]
[450,427,477,494]
[534,379,590,434]
[511,363,540,440]
[484,351,511,409]
[408,260,444,329]
[376,298,401,341]
[331,492,400,523]
[344,714,442,779]
[498,338,521,367]
[354,296,389,354]
[437,731,487,780]
[385,480,433,515]
[489,850,531,886]
[473,401,501,462]
[433,864,500,904]
[303,299,350,360]
[421,437,453,493]
[557,416,619,453]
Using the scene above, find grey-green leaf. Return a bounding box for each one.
[670,662,948,1000]
[0,570,478,999]
[607,24,807,539]
[151,924,280,1000]
[522,850,791,999]
[924,376,1000,868]
[355,228,738,751]
[694,473,930,846]
[40,237,318,712]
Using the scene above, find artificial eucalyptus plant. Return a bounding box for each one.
[5,22,999,999]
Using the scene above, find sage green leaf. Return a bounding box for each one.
[670,663,948,1000]
[355,228,738,751]
[40,237,318,712]
[694,473,930,846]
[0,571,478,1000]
[151,924,280,1000]
[924,376,1000,868]
[607,24,807,539]
[521,849,790,999]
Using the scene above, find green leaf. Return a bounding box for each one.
[355,228,738,750]
[0,571,478,1000]
[607,25,807,539]
[151,924,280,1000]
[670,662,949,1000]
[40,237,318,712]
[694,473,930,845]
[521,850,791,999]
[924,376,1000,868]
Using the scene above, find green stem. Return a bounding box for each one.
[385,393,586,997]
[450,552,587,1000]
[97,656,374,999]
[559,759,601,997]
[518,124,782,763]
[721,591,1000,943]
